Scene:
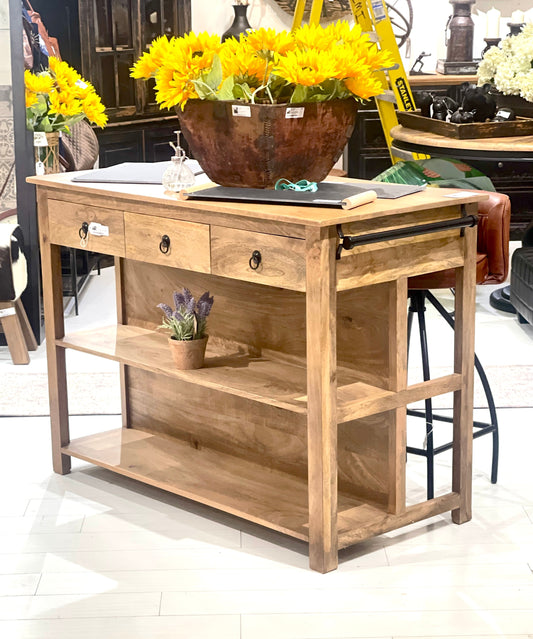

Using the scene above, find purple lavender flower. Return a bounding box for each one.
[157,303,173,318]
[174,287,195,313]
[196,291,214,319]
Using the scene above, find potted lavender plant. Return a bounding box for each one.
[158,287,214,369]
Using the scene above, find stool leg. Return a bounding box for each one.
[0,302,29,364]
[426,291,499,485]
[409,291,435,500]
[14,298,38,351]
[473,356,499,484]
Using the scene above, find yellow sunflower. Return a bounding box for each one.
[292,23,335,51]
[219,39,269,84]
[274,48,338,87]
[48,90,83,118]
[25,90,38,107]
[48,57,81,90]
[24,70,54,95]
[82,91,108,127]
[245,28,295,56]
[155,66,199,110]
[344,70,383,100]
[132,35,176,79]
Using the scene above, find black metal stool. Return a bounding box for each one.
[406,289,499,500]
[406,190,510,500]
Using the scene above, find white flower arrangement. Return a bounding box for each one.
[478,24,533,102]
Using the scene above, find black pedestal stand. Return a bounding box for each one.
[490,285,516,313]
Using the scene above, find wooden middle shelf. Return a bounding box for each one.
[57,325,463,422]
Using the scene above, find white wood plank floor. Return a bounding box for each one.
[0,408,531,638]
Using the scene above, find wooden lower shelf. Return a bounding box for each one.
[57,325,463,423]
[62,427,379,541]
[62,427,461,547]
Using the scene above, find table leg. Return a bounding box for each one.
[452,223,476,524]
[38,191,71,475]
[306,226,338,573]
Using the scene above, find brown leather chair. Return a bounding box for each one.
[407,191,511,500]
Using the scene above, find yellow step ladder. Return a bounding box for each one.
[291,0,426,163]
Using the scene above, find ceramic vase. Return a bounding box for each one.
[222,4,251,42]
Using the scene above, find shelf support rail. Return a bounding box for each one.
[335,210,477,260]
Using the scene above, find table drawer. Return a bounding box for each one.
[47,199,125,256]
[124,212,210,273]
[211,226,306,291]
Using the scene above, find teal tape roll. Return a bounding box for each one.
[274,179,318,192]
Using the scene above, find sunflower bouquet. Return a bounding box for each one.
[131,22,393,110]
[25,57,107,132]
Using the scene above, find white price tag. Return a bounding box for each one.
[232,105,251,117]
[285,107,305,119]
[443,191,475,198]
[372,0,387,21]
[75,79,88,90]
[35,161,45,175]
[88,222,109,237]
[33,131,48,147]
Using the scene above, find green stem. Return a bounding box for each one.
[194,80,218,98]
[251,72,274,104]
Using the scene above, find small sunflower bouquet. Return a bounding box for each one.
[131,22,393,110]
[25,57,107,175]
[25,57,107,132]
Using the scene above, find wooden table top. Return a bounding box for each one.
[28,171,487,229]
[391,125,533,154]
[408,74,477,87]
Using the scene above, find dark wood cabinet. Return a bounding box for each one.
[76,0,191,166]
[348,74,475,181]
[78,0,191,120]
[30,1,191,166]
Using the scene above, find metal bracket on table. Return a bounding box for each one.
[335,208,477,260]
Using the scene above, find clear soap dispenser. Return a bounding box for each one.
[162,130,195,192]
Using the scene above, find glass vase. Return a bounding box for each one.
[33,131,60,175]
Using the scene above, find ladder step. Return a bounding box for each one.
[390,146,417,161]
[364,31,379,42]
[376,90,397,104]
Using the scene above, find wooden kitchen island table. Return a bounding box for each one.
[29,172,487,572]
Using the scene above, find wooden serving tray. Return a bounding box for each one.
[397,110,533,139]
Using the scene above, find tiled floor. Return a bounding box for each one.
[0,263,532,638]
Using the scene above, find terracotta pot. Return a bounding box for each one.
[168,335,208,370]
[177,99,359,188]
[493,92,533,118]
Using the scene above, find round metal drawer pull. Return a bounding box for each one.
[79,222,89,248]
[79,221,89,239]
[159,234,171,254]
[249,250,262,270]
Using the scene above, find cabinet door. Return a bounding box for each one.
[79,0,139,120]
[79,0,191,121]
[96,129,144,167]
[144,121,182,162]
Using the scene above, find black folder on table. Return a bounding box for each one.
[184,181,425,207]
[71,160,204,184]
